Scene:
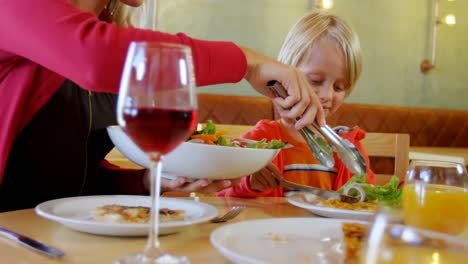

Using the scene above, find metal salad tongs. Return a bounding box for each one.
[267,81,367,175]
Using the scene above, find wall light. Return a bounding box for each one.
[444,14,456,25]
[314,0,334,10]
[421,0,457,74]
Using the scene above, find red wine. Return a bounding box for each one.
[123,107,197,155]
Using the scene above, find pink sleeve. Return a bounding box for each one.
[0,0,246,92]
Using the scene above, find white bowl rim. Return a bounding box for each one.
[107,125,281,152]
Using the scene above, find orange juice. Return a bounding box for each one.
[368,246,468,263]
[403,184,468,235]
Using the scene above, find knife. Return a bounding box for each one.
[279,179,359,203]
[0,226,64,258]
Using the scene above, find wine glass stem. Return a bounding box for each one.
[144,156,163,258]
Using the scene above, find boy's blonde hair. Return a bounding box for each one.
[278,10,362,94]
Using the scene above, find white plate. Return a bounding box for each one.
[35,195,217,236]
[211,218,361,264]
[287,193,373,221]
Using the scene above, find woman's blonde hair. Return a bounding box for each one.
[277,10,362,94]
[99,0,144,27]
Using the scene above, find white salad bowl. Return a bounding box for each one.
[107,126,281,180]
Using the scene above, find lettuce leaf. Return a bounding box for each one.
[215,136,229,146]
[338,175,402,206]
[200,120,216,135]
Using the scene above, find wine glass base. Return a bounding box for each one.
[115,253,190,264]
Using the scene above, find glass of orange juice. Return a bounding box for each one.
[402,160,468,236]
[360,206,468,264]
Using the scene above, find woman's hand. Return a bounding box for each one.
[143,170,234,194]
[249,163,283,192]
[161,177,234,193]
[159,176,234,194]
[240,46,325,128]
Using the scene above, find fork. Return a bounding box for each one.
[210,206,246,223]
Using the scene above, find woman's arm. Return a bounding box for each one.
[0,0,323,127]
[0,0,246,93]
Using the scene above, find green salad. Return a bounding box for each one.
[189,120,286,149]
[338,175,403,206]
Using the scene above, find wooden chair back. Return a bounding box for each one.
[409,151,465,164]
[360,133,410,185]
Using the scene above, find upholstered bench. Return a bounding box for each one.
[198,93,468,148]
[197,93,468,175]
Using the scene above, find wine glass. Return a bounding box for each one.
[360,206,468,264]
[402,160,468,236]
[115,41,197,264]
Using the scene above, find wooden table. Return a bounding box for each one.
[0,197,313,264]
[106,147,143,169]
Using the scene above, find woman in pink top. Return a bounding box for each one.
[0,0,324,211]
[218,10,376,198]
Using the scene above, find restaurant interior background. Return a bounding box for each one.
[155,0,467,110]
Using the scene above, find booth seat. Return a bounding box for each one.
[198,93,468,148]
[197,93,468,175]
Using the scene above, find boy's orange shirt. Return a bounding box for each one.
[278,122,337,191]
[216,120,375,198]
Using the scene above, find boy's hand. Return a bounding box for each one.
[249,163,283,192]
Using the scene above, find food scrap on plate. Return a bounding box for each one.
[342,222,368,264]
[92,204,185,223]
[319,199,376,212]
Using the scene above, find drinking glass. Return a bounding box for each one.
[402,160,468,235]
[360,206,468,264]
[115,41,197,264]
